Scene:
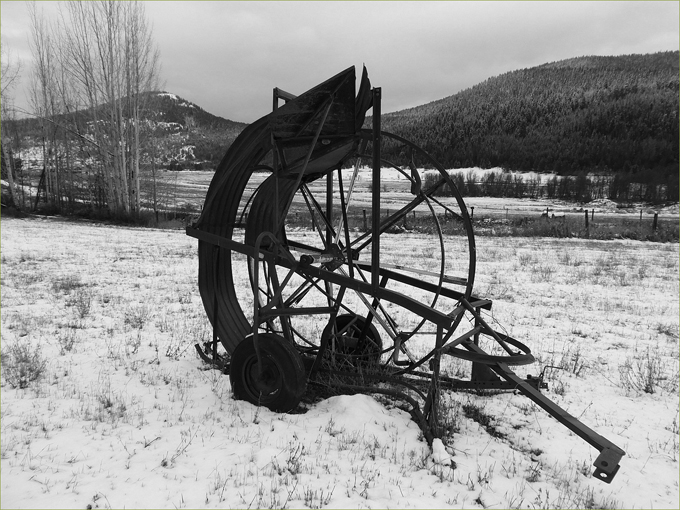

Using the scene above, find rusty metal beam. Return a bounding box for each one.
[463,343,626,483]
[371,87,381,292]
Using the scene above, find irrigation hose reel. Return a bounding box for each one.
[186,66,625,483]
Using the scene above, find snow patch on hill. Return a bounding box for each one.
[157,92,179,100]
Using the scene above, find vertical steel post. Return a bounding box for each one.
[325,170,335,307]
[371,88,381,292]
[424,324,444,437]
[326,171,333,248]
[272,88,280,238]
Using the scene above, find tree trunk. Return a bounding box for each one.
[1,144,20,209]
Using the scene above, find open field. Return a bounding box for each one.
[155,168,679,217]
[152,168,678,242]
[6,166,677,243]
[1,216,679,509]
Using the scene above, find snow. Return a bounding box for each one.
[431,438,454,466]
[157,92,179,101]
[155,92,194,109]
[155,121,184,131]
[337,167,678,219]
[1,216,678,509]
[178,145,196,161]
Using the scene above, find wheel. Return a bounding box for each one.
[241,129,476,368]
[230,334,307,412]
[322,314,383,361]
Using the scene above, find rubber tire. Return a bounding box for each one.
[322,314,383,361]
[230,334,307,413]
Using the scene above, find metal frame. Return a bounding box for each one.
[187,66,625,483]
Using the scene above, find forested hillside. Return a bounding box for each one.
[379,51,678,192]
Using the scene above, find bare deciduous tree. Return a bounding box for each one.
[25,0,160,217]
[1,37,22,209]
[28,0,63,209]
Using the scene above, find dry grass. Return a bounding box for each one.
[1,216,678,509]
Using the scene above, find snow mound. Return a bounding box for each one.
[431,438,452,466]
[305,394,423,442]
[312,394,390,426]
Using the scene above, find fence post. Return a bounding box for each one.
[362,209,367,231]
[471,206,474,219]
[653,212,658,231]
[639,210,643,224]
[584,210,589,229]
[591,209,594,221]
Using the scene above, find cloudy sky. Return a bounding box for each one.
[1,1,678,123]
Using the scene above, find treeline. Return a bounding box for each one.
[381,52,679,203]
[0,1,240,220]
[424,169,678,203]
[1,0,244,219]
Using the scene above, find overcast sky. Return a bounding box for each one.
[1,1,678,123]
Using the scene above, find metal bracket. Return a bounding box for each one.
[593,448,623,484]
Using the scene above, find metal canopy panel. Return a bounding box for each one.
[269,66,357,140]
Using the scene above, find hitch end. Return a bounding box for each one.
[592,447,624,484]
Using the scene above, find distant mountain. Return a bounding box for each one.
[140,91,247,167]
[7,91,247,169]
[377,51,679,183]
[143,91,244,132]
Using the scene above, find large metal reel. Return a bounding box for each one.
[189,66,625,484]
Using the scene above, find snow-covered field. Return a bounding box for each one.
[157,167,679,223]
[1,216,678,509]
